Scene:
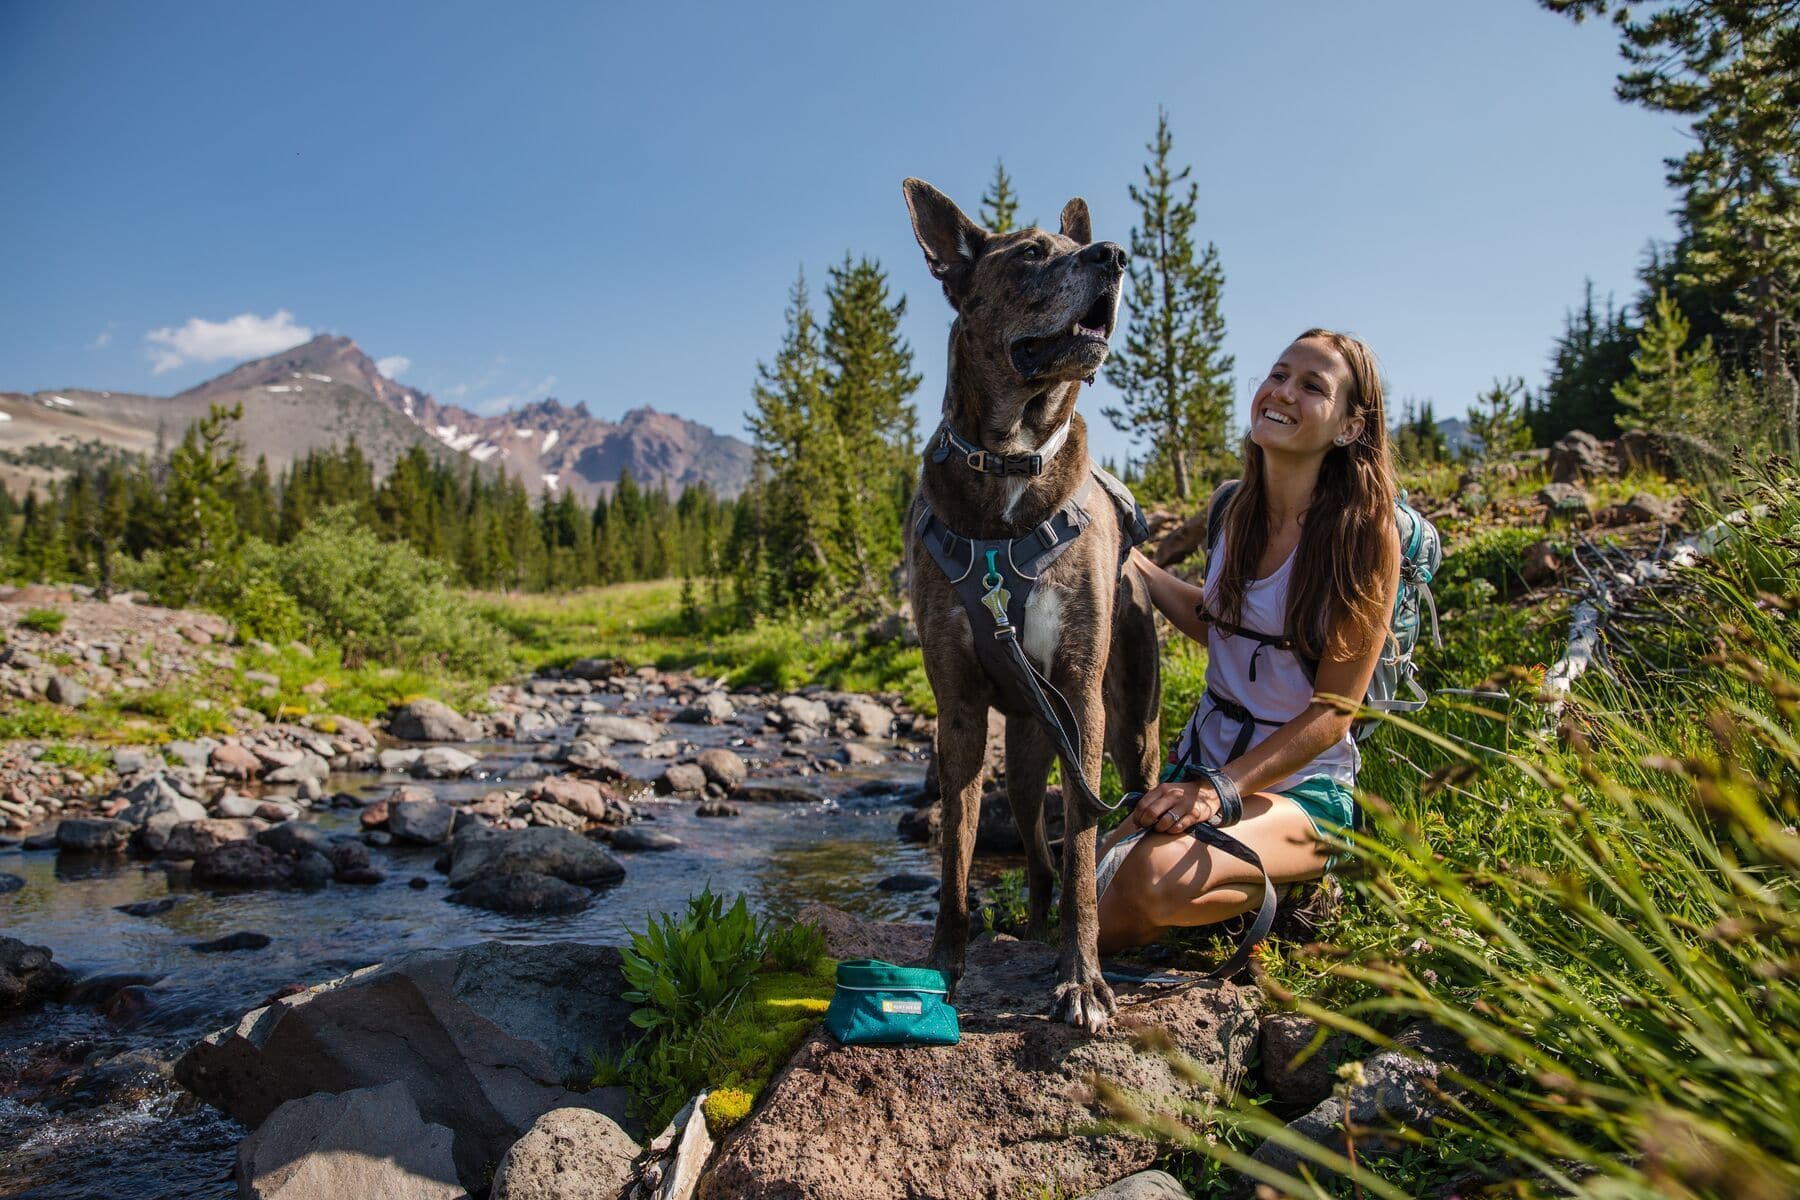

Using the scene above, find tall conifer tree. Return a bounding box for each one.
[1103,107,1234,502]
[978,158,1021,234]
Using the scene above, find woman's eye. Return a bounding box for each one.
[1305,382,1323,393]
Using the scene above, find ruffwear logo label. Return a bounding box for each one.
[881,999,923,1015]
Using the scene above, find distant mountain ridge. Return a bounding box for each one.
[0,335,753,500]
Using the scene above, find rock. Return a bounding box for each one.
[411,747,479,780]
[177,941,635,1192]
[113,747,153,775]
[580,714,662,743]
[1078,1170,1190,1199]
[1260,1013,1359,1109]
[1250,1022,1478,1180]
[380,748,426,773]
[696,800,740,818]
[390,799,457,845]
[490,1106,638,1200]
[730,783,827,804]
[292,851,335,889]
[839,741,884,766]
[673,692,736,724]
[0,936,72,1011]
[897,802,940,843]
[841,698,895,738]
[1549,429,1614,483]
[256,821,332,859]
[162,817,268,860]
[776,694,830,731]
[46,674,89,707]
[446,825,626,890]
[448,871,593,915]
[638,738,681,760]
[194,841,295,888]
[264,754,330,785]
[0,872,23,894]
[528,800,587,831]
[656,763,707,795]
[326,841,370,879]
[1536,482,1592,516]
[701,905,1259,1200]
[695,748,747,792]
[876,872,937,893]
[236,1082,466,1200]
[116,896,185,917]
[1151,509,1208,569]
[529,776,622,824]
[190,931,272,954]
[258,799,304,822]
[1520,540,1562,588]
[55,817,131,854]
[1611,490,1682,526]
[609,826,681,852]
[216,792,263,819]
[119,778,209,854]
[388,698,479,742]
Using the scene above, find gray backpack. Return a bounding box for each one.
[1204,480,1442,742]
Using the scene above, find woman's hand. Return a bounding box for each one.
[1130,780,1219,836]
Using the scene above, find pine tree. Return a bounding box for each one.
[1104,107,1235,502]
[747,269,837,607]
[978,158,1022,234]
[1533,281,1640,441]
[822,255,921,595]
[1469,379,1535,461]
[159,403,246,606]
[1546,0,1800,446]
[1612,289,1720,431]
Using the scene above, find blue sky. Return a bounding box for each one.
[1,1,1687,467]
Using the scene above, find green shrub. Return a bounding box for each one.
[274,506,512,676]
[764,918,828,974]
[19,607,65,634]
[620,885,768,1036]
[1435,525,1556,605]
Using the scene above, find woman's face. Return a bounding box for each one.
[1248,337,1364,458]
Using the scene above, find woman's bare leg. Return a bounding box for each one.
[1096,791,1331,955]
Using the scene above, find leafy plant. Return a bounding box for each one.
[764,918,827,974]
[19,607,65,634]
[620,885,769,1036]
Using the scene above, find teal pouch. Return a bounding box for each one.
[823,959,961,1046]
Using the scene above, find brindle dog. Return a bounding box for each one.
[902,178,1161,1032]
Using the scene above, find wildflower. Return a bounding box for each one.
[1409,938,1434,955]
[1336,1060,1368,1088]
[1423,968,1439,985]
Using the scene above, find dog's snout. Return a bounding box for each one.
[1079,241,1126,273]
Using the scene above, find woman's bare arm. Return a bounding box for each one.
[1128,549,1209,641]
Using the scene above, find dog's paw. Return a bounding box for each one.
[1050,977,1117,1033]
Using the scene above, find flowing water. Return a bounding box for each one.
[0,686,940,1199]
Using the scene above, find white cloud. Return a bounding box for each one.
[376,355,411,380]
[144,309,313,374]
[90,328,112,349]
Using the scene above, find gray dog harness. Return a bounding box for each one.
[916,426,1278,977]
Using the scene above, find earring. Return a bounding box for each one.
[1334,436,1349,446]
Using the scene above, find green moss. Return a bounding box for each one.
[18,607,65,634]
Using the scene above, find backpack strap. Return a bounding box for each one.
[1204,479,1240,559]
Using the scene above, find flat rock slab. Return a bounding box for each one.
[177,940,637,1193]
[700,906,1259,1200]
[238,1082,467,1200]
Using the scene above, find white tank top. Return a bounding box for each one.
[1167,531,1360,792]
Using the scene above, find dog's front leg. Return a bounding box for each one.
[1053,683,1117,1032]
[926,697,989,998]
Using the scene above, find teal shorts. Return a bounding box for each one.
[1151,764,1356,861]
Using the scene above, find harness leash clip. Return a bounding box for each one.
[965,450,988,472]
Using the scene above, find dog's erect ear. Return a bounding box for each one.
[1059,198,1092,245]
[903,178,986,304]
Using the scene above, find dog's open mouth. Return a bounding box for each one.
[1009,289,1119,379]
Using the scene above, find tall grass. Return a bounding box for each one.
[1108,459,1800,1199]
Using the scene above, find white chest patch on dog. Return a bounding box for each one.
[1022,585,1063,672]
[999,478,1031,523]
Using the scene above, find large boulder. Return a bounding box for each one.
[491,1107,639,1200]
[445,825,626,890]
[161,817,269,860]
[388,698,479,742]
[448,872,593,915]
[580,714,663,744]
[55,817,131,855]
[1549,430,1614,484]
[176,941,636,1193]
[194,841,295,888]
[700,906,1260,1200]
[0,937,72,1012]
[390,798,456,845]
[236,1082,466,1200]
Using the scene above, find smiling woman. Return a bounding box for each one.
[1099,328,1400,955]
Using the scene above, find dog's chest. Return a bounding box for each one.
[1021,585,1063,672]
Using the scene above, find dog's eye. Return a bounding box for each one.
[1020,244,1043,261]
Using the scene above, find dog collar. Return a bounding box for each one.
[930,417,1072,477]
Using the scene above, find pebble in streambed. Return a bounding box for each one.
[188,932,271,954]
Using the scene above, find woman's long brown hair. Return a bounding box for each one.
[1212,328,1398,662]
